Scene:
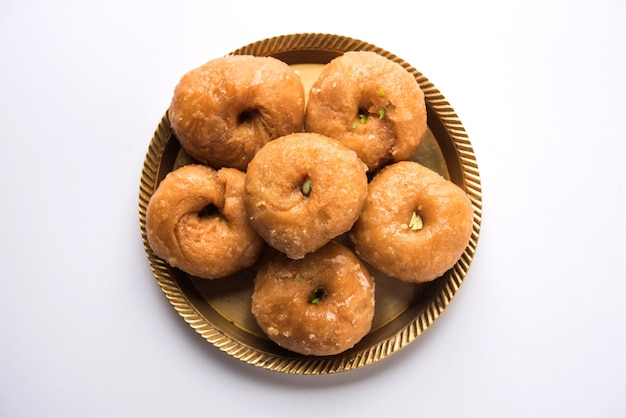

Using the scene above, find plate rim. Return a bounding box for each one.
[138,32,482,375]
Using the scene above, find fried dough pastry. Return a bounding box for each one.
[350,161,473,283]
[244,132,368,259]
[305,51,427,172]
[146,164,264,279]
[169,55,305,170]
[251,241,375,356]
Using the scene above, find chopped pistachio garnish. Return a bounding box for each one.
[295,273,303,282]
[355,98,397,126]
[379,100,396,119]
[352,113,368,128]
[378,88,386,97]
[301,178,312,196]
[409,211,424,230]
[309,286,327,304]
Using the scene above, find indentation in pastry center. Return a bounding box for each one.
[237,108,261,125]
[356,107,369,121]
[198,204,220,218]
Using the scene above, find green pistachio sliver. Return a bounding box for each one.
[409,211,424,231]
[378,88,386,97]
[309,286,327,304]
[301,179,312,196]
[359,113,368,124]
[377,101,396,120]
[295,273,303,282]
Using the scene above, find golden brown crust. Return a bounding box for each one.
[251,242,375,356]
[146,164,265,279]
[304,51,427,172]
[168,55,305,171]
[350,161,474,283]
[244,132,368,259]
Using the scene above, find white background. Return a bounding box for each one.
[1,1,625,417]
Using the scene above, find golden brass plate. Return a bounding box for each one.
[138,33,482,374]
